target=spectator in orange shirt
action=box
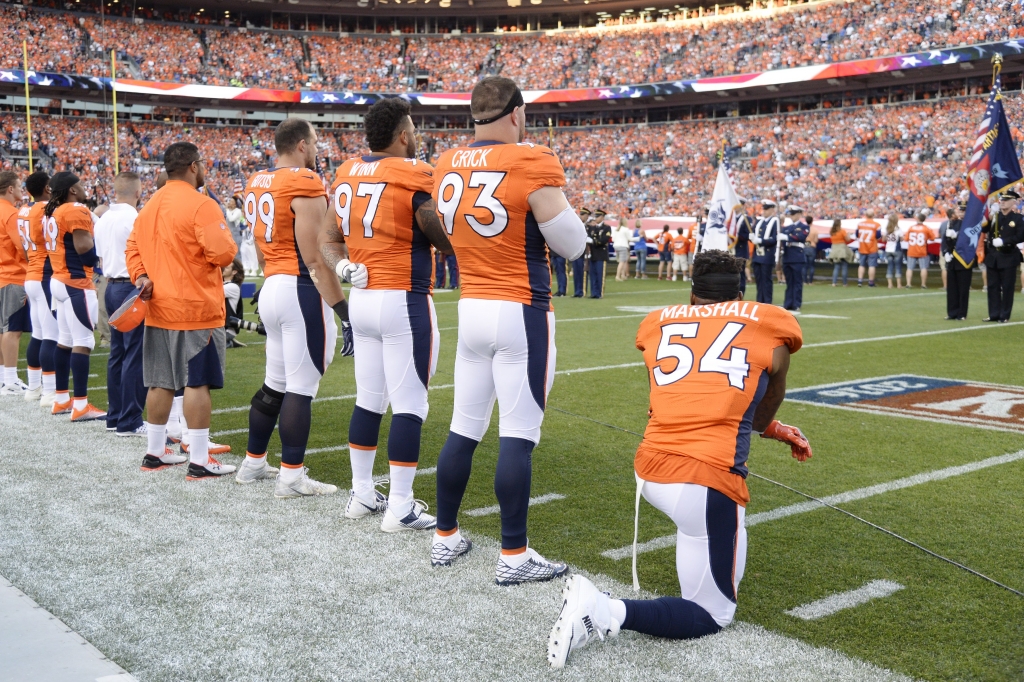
[905,211,937,288]
[656,225,673,280]
[856,210,882,287]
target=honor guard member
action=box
[943,199,971,320]
[732,198,752,296]
[571,207,590,297]
[779,205,810,311]
[749,199,779,303]
[587,209,611,298]
[982,189,1024,323]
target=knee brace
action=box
[250,384,285,417]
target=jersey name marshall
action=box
[658,301,764,322]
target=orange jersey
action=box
[432,141,565,310]
[830,229,849,246]
[47,202,95,290]
[671,233,689,255]
[243,167,326,280]
[0,201,27,287]
[22,202,49,282]
[656,231,673,252]
[905,223,935,258]
[856,220,881,254]
[331,155,435,293]
[634,302,803,506]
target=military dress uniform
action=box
[572,208,591,297]
[750,200,779,304]
[780,207,810,311]
[982,197,1024,322]
[942,202,972,320]
[587,212,612,298]
[733,211,752,296]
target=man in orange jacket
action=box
[126,142,239,479]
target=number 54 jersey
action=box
[635,302,803,506]
[432,141,565,310]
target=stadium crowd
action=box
[1,0,1021,91]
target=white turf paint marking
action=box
[792,313,850,320]
[786,580,905,621]
[601,450,1024,561]
[210,427,257,437]
[802,321,1024,349]
[464,493,567,517]
[439,313,649,332]
[372,466,437,483]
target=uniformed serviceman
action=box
[942,199,972,320]
[982,189,1024,323]
[733,198,752,296]
[587,209,612,299]
[750,199,779,304]
[572,207,591,298]
[780,205,810,311]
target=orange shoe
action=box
[180,441,232,455]
[70,403,108,422]
[51,399,73,415]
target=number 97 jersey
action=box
[432,141,566,311]
[243,167,327,279]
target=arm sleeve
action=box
[538,206,587,260]
[522,145,567,195]
[194,199,239,268]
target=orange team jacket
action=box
[671,232,689,256]
[47,202,94,290]
[126,179,238,330]
[243,166,326,280]
[634,301,803,506]
[331,155,435,293]
[856,219,881,254]
[432,141,565,310]
[905,223,936,258]
[0,201,26,287]
[21,202,49,282]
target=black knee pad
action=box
[251,384,285,416]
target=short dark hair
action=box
[164,142,201,176]
[471,76,519,119]
[691,250,743,282]
[0,171,19,194]
[363,98,411,153]
[275,118,314,156]
[25,171,50,199]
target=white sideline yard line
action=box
[439,313,649,332]
[786,580,905,621]
[802,321,1024,349]
[211,427,256,437]
[372,466,437,483]
[464,492,566,517]
[601,450,1024,561]
[801,291,944,306]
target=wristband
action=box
[332,299,349,322]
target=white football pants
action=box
[50,280,97,349]
[260,274,337,398]
[25,279,58,341]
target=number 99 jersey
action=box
[432,141,566,310]
[243,167,327,280]
[635,302,802,506]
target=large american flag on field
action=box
[956,73,1023,267]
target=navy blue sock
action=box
[54,345,72,393]
[278,392,312,467]
[621,597,723,640]
[348,404,383,448]
[435,431,479,532]
[494,437,534,550]
[40,339,57,373]
[387,413,422,465]
[246,384,284,456]
[26,337,41,370]
[70,351,90,399]
[174,388,185,398]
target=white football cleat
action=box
[495,548,569,586]
[235,458,279,484]
[0,380,28,396]
[547,574,619,669]
[430,531,472,567]
[274,468,338,498]
[39,391,56,408]
[344,486,388,519]
[381,500,437,533]
[22,386,42,402]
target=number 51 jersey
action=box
[432,141,566,311]
[635,301,803,505]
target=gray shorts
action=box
[907,256,930,272]
[143,326,226,390]
[0,283,27,333]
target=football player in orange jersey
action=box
[237,118,348,497]
[428,77,587,584]
[43,172,106,422]
[0,171,31,396]
[548,251,812,668]
[19,171,57,405]
[320,98,454,531]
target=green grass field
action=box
[28,271,1024,681]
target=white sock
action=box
[387,463,416,517]
[146,422,167,456]
[27,368,41,390]
[245,453,266,467]
[434,529,463,550]
[350,446,376,497]
[72,396,88,410]
[3,366,17,385]
[279,463,303,484]
[500,548,531,568]
[55,390,69,404]
[167,396,184,438]
[609,599,627,628]
[42,372,55,393]
[187,428,209,466]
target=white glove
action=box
[586,237,594,244]
[944,253,953,263]
[945,229,957,239]
[993,237,1004,248]
[751,235,762,245]
[336,259,369,288]
[778,233,789,242]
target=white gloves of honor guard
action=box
[751,235,762,245]
[336,259,369,288]
[946,229,957,239]
[778,233,789,242]
[944,253,953,263]
[993,238,1004,248]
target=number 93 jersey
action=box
[635,301,802,506]
[331,155,436,294]
[432,141,566,310]
[243,167,327,280]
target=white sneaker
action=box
[235,458,279,484]
[344,486,388,519]
[274,468,338,498]
[0,380,28,396]
[547,574,619,669]
[495,548,569,586]
[430,531,473,567]
[23,386,41,402]
[115,424,148,437]
[185,456,236,481]
[39,391,56,408]
[381,500,437,532]
[140,448,188,471]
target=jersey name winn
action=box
[331,155,435,294]
[243,167,326,280]
[47,202,95,290]
[432,141,566,310]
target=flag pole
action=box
[22,40,32,173]
[111,49,119,175]
[992,53,1002,88]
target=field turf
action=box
[14,271,1024,681]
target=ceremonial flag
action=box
[701,156,742,252]
[232,176,245,198]
[956,72,1023,267]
